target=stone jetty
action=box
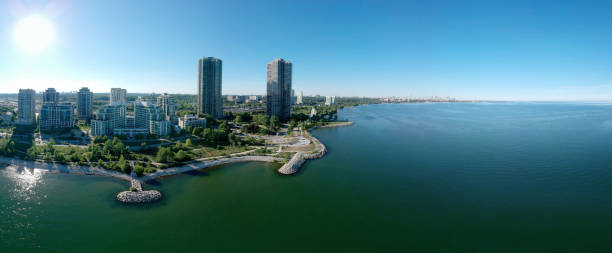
[116,179,162,203]
[278,152,305,175]
[278,133,328,175]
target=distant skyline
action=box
[2,0,612,100]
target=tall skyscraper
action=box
[197,57,223,119]
[296,90,303,104]
[77,87,93,121]
[43,88,59,104]
[110,88,127,105]
[266,58,292,121]
[17,89,36,125]
[157,93,176,123]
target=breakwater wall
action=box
[116,179,162,203]
[278,152,305,175]
[277,137,328,175]
[315,121,354,129]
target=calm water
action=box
[3,103,612,252]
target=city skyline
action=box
[3,1,612,100]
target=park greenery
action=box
[0,94,375,177]
[0,138,16,157]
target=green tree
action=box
[289,120,297,132]
[174,150,189,162]
[118,155,130,173]
[156,147,174,163]
[268,116,280,132]
[133,165,145,177]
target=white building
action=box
[134,100,170,136]
[110,88,127,105]
[17,89,36,125]
[178,114,206,130]
[296,90,303,105]
[91,104,126,136]
[325,96,336,106]
[157,93,177,123]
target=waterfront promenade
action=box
[0,121,352,203]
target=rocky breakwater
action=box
[278,136,328,175]
[116,179,162,203]
[278,152,305,175]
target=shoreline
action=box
[0,121,353,203]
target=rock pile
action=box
[278,152,305,175]
[116,190,162,203]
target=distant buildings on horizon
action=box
[12,56,313,138]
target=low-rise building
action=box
[227,95,246,103]
[113,128,148,138]
[150,120,170,136]
[178,114,206,130]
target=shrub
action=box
[133,165,145,177]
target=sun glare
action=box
[13,16,55,53]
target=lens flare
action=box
[13,15,55,53]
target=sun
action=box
[13,16,55,53]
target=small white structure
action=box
[309,107,317,120]
[178,114,207,130]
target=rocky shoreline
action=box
[277,128,329,175]
[1,123,350,203]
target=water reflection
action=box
[1,165,45,202]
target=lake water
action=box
[2,102,612,252]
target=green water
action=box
[3,103,612,252]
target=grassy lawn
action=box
[189,145,251,159]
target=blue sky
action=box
[1,0,612,100]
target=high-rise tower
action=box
[17,89,36,125]
[197,57,223,119]
[266,58,292,121]
[77,87,93,121]
[43,88,58,104]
